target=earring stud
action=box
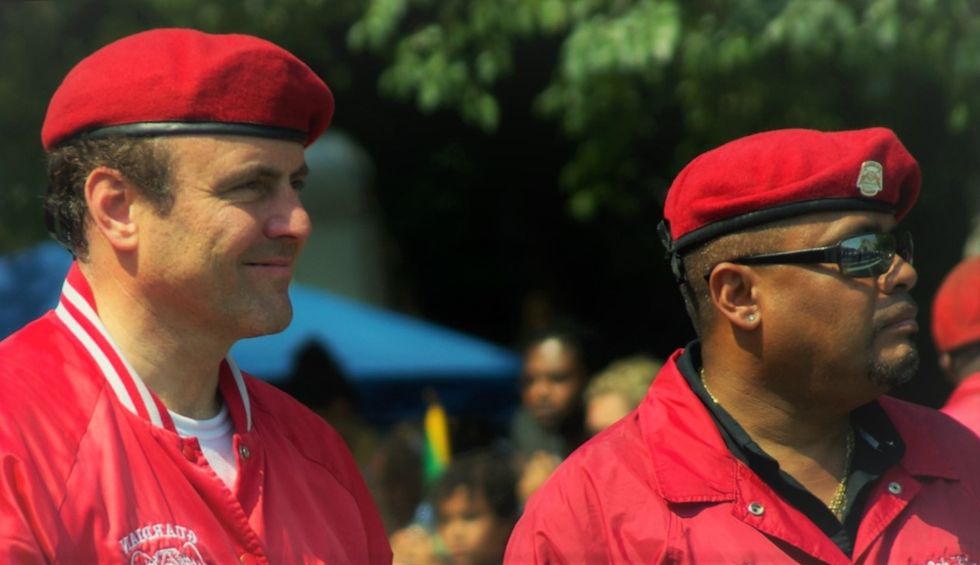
[747,313,757,322]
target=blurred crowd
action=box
[276,325,663,565]
[276,245,980,564]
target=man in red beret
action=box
[0,28,391,563]
[505,128,980,563]
[934,256,980,435]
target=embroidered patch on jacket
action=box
[920,553,976,565]
[119,523,206,565]
[856,160,884,197]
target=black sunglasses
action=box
[704,231,913,280]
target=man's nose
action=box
[266,186,312,242]
[879,253,917,293]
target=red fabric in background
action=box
[932,256,980,353]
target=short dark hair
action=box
[280,341,357,409]
[432,450,518,522]
[518,322,603,376]
[45,137,173,259]
[679,223,794,336]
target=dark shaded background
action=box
[2,0,978,414]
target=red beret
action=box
[660,128,920,254]
[932,256,980,353]
[42,28,333,150]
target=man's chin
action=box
[868,345,920,389]
[239,306,293,338]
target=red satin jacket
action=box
[0,264,392,564]
[505,350,980,564]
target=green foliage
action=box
[349,0,590,132]
[351,0,980,220]
[3,0,979,250]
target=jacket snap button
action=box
[747,502,765,516]
[239,444,251,459]
[888,481,902,495]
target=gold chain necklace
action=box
[827,427,854,521]
[699,369,854,522]
[699,368,720,404]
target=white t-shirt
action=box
[169,403,237,490]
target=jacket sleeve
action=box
[0,453,51,563]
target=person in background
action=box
[366,422,427,536]
[433,450,519,565]
[0,28,389,562]
[506,127,980,562]
[933,256,980,435]
[583,355,662,436]
[280,341,379,467]
[389,524,441,565]
[510,325,594,504]
[390,449,518,565]
[511,326,593,458]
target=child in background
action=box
[433,450,518,565]
[583,355,662,436]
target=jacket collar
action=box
[641,349,959,502]
[641,349,740,503]
[54,262,253,433]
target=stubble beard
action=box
[866,344,920,389]
[242,298,293,337]
[230,281,294,339]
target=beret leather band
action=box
[64,122,308,147]
[660,197,895,256]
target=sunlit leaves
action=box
[348,0,408,51]
[350,0,586,131]
[350,0,980,220]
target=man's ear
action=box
[84,167,138,252]
[707,263,761,331]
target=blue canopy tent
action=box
[0,241,72,336]
[232,285,519,381]
[231,286,521,425]
[1,242,521,425]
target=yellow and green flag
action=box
[422,391,451,484]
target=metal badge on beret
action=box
[856,160,884,197]
[658,127,920,257]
